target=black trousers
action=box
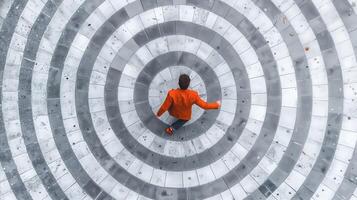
[171,119,188,130]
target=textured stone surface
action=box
[0,0,357,199]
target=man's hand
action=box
[217,100,221,108]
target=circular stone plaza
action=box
[0,0,357,200]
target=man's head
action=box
[179,74,190,90]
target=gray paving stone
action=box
[299,1,320,20]
[141,0,158,10]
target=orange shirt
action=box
[156,89,219,120]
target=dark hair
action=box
[179,74,190,90]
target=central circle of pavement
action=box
[148,66,207,126]
[132,50,224,142]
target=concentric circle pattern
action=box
[1,0,357,200]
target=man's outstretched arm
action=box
[156,93,173,117]
[194,93,220,110]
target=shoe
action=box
[165,127,174,135]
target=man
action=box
[156,74,221,135]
